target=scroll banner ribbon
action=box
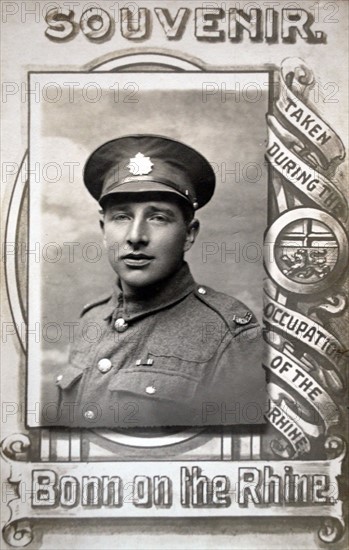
[266,398,311,458]
[2,459,343,525]
[264,345,340,430]
[266,117,348,222]
[264,291,345,372]
[276,61,345,170]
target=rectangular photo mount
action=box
[27,71,269,431]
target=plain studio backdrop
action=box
[28,72,268,413]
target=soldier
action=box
[54,135,266,428]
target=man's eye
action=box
[111,214,130,221]
[149,214,168,222]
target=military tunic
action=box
[55,262,266,428]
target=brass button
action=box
[56,374,63,382]
[145,386,156,395]
[98,358,112,373]
[198,287,206,295]
[84,410,96,420]
[114,318,128,332]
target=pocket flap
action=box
[56,365,83,390]
[108,370,198,401]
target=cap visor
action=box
[100,180,187,204]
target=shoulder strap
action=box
[193,285,259,335]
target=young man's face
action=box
[101,194,198,293]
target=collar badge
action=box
[127,152,153,176]
[233,312,253,325]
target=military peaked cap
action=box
[83,134,216,210]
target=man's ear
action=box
[184,218,200,252]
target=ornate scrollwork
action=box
[1,434,31,461]
[318,517,345,544]
[1,435,33,547]
[2,521,33,548]
[324,435,346,460]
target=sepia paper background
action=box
[1,1,348,548]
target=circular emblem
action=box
[265,208,348,294]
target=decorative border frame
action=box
[2,51,348,547]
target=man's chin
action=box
[113,262,182,290]
[118,270,159,289]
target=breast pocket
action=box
[108,368,199,402]
[56,345,92,391]
[56,364,84,391]
[108,368,201,427]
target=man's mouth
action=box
[122,253,154,267]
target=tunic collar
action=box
[103,261,196,322]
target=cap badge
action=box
[127,152,153,176]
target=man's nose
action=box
[126,218,149,247]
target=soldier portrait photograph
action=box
[27,72,268,428]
